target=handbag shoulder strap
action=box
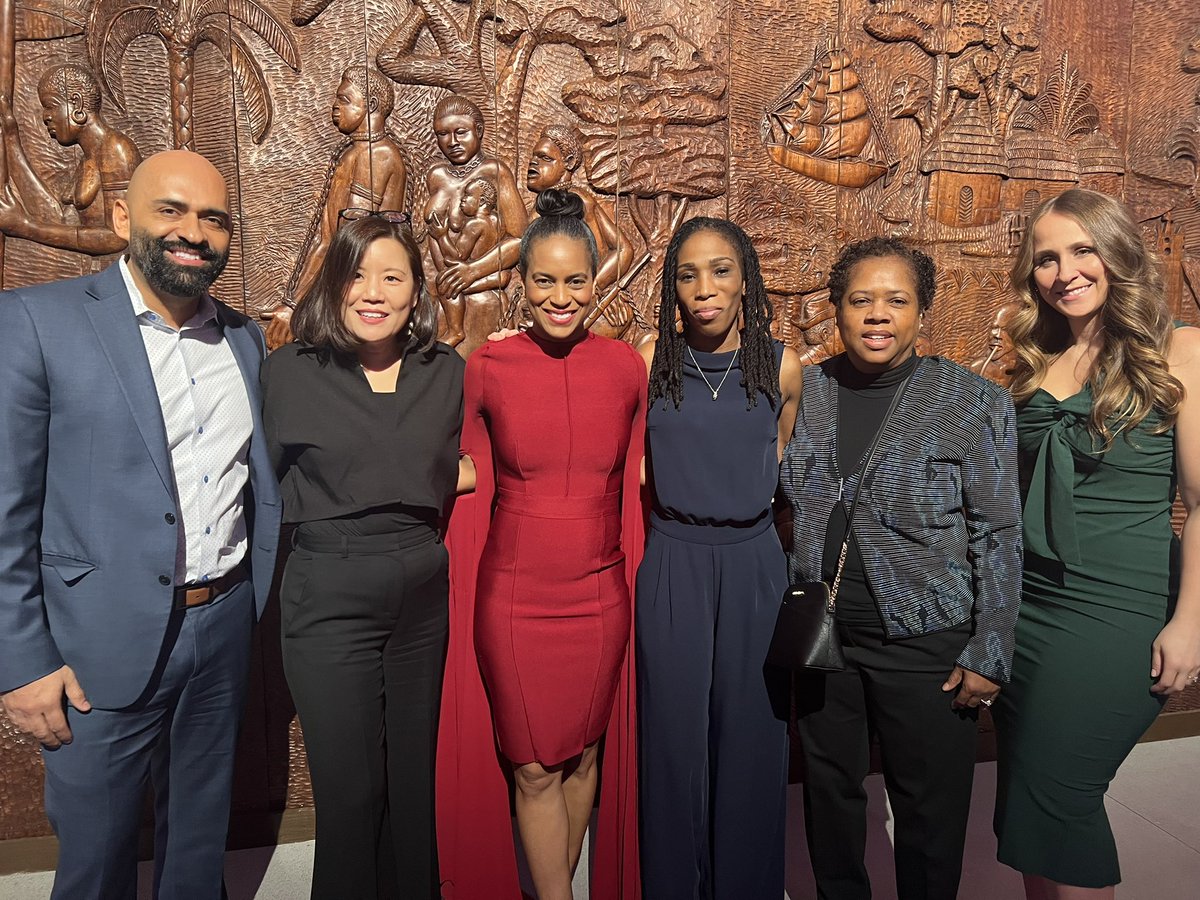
[829,359,920,603]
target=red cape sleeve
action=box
[437,348,523,900]
[592,343,647,900]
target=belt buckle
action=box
[173,583,214,611]
[172,564,245,611]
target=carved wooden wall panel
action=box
[3,0,1200,846]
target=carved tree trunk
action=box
[932,52,951,140]
[493,36,537,170]
[0,0,13,287]
[168,42,196,150]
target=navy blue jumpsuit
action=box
[636,342,789,899]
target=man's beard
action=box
[129,229,228,299]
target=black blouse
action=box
[261,341,465,525]
[821,353,919,625]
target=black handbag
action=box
[767,576,846,672]
[767,365,917,673]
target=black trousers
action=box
[281,528,449,900]
[794,619,978,900]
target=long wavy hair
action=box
[1008,188,1182,450]
[647,216,779,410]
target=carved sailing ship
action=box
[761,47,896,188]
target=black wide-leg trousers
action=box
[794,619,978,900]
[281,528,449,900]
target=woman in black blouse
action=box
[261,215,465,899]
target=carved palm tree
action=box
[375,0,622,168]
[1012,52,1098,143]
[86,0,300,150]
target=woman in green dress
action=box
[994,187,1200,898]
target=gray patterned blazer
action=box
[780,355,1022,682]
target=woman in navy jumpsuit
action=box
[637,217,802,899]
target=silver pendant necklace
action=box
[688,344,739,400]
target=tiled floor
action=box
[3,737,1197,899]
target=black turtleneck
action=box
[821,352,920,625]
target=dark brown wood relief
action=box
[3,0,1200,846]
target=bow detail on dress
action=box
[1020,389,1097,566]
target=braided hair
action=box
[647,216,779,410]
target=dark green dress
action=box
[993,386,1174,887]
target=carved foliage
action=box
[86,0,300,148]
[563,23,728,199]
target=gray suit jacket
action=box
[0,263,281,708]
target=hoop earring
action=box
[71,109,87,125]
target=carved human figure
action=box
[526,123,636,335]
[450,177,501,262]
[796,290,842,364]
[424,94,526,354]
[0,64,140,255]
[266,65,408,349]
[969,301,1019,385]
[1184,30,1200,73]
[428,178,503,336]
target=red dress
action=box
[437,331,644,900]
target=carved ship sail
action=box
[762,48,894,188]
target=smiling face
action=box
[435,113,482,166]
[527,137,567,192]
[675,230,745,349]
[523,233,595,342]
[1030,211,1109,329]
[115,151,232,305]
[341,237,417,349]
[836,254,923,373]
[331,77,368,135]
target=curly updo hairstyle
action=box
[518,188,599,275]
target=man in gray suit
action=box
[0,150,281,898]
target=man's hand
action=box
[1,665,90,748]
[941,664,1000,710]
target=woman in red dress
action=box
[438,188,644,900]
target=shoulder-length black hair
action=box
[291,216,436,358]
[647,216,779,410]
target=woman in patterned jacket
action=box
[780,236,1022,900]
